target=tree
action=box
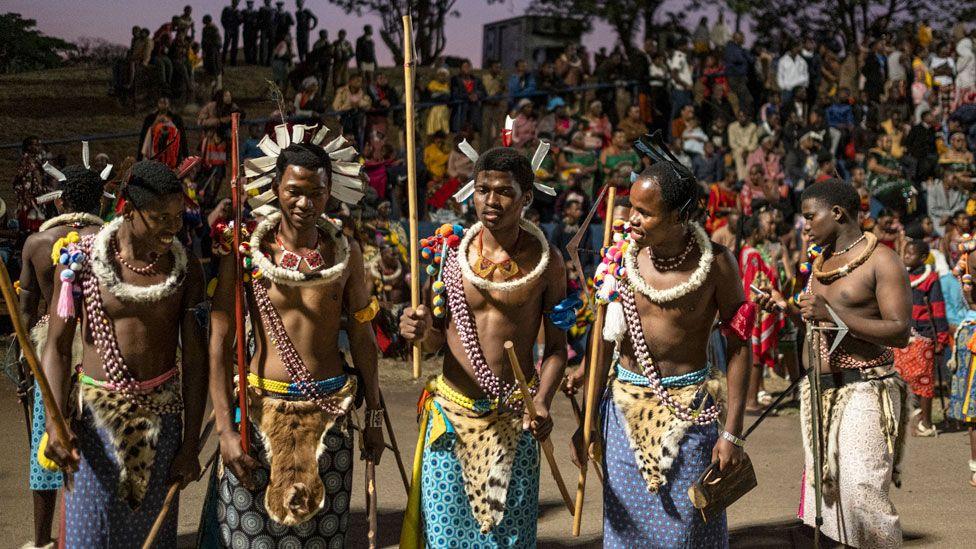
[0,12,76,74]
[736,0,976,52]
[326,0,459,66]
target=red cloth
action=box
[706,183,737,234]
[894,336,935,398]
[426,178,461,210]
[721,301,757,341]
[739,246,782,368]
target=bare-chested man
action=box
[18,164,104,549]
[569,161,751,547]
[208,141,384,547]
[399,147,570,548]
[756,179,911,548]
[42,160,208,548]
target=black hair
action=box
[124,160,182,209]
[816,150,833,165]
[800,179,859,219]
[906,238,930,257]
[904,221,926,241]
[59,165,106,215]
[275,143,333,183]
[473,147,535,193]
[734,214,760,258]
[877,207,895,219]
[637,161,704,222]
[21,136,39,154]
[614,196,631,209]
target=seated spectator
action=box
[728,108,759,182]
[550,198,591,272]
[705,169,739,234]
[672,104,696,143]
[600,129,641,182]
[868,133,915,215]
[747,135,786,187]
[511,98,538,148]
[293,77,323,119]
[197,89,241,130]
[558,131,599,195]
[942,209,972,264]
[424,131,456,212]
[872,208,906,251]
[363,140,398,200]
[694,140,725,186]
[368,72,400,117]
[450,60,486,135]
[618,105,649,143]
[682,117,708,158]
[939,132,975,188]
[537,97,576,142]
[583,100,612,149]
[332,72,373,136]
[424,67,451,136]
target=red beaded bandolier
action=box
[77,235,183,415]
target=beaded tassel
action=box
[420,223,464,319]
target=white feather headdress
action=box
[451,139,557,203]
[243,123,365,209]
[39,141,114,204]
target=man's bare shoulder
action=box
[543,242,567,280]
[708,240,740,282]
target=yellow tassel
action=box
[37,432,60,472]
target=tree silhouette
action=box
[0,12,76,74]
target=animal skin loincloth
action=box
[246,375,357,527]
[431,394,524,534]
[800,368,909,502]
[72,377,182,508]
[611,374,724,494]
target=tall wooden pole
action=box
[230,112,249,453]
[403,15,422,379]
[572,186,616,536]
[0,259,71,445]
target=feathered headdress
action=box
[243,123,365,209]
[450,135,557,203]
[38,141,114,205]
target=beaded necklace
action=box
[812,231,878,283]
[111,236,160,275]
[647,229,694,271]
[443,247,535,408]
[251,279,348,415]
[78,235,183,415]
[619,280,721,424]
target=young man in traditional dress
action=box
[208,135,384,546]
[896,239,948,437]
[756,179,912,548]
[41,160,209,548]
[399,147,571,548]
[17,160,105,549]
[571,160,752,547]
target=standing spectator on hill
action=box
[295,0,317,62]
[904,109,940,181]
[332,29,354,87]
[507,59,537,110]
[177,5,195,40]
[725,31,754,116]
[310,29,332,88]
[956,37,976,109]
[801,36,822,107]
[270,32,293,92]
[711,12,730,49]
[258,0,274,65]
[777,42,809,105]
[669,39,695,121]
[862,38,888,105]
[202,15,223,82]
[450,60,486,135]
[355,25,377,85]
[241,0,258,64]
[273,1,293,43]
[221,0,242,66]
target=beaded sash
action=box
[619,280,721,425]
[77,236,183,415]
[251,280,348,415]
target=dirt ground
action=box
[1,359,973,548]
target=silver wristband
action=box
[721,430,745,448]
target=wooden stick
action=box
[141,482,179,549]
[402,15,422,379]
[504,341,574,516]
[573,186,616,536]
[365,459,378,549]
[379,389,410,494]
[0,258,72,446]
[229,112,250,453]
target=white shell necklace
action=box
[457,219,550,292]
[89,217,188,303]
[39,212,104,232]
[249,212,349,287]
[623,222,713,303]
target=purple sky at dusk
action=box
[7,0,632,67]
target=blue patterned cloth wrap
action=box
[601,363,727,548]
[420,399,540,548]
[29,384,64,491]
[949,320,976,422]
[546,293,584,331]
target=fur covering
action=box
[73,378,182,508]
[800,371,910,502]
[30,315,83,366]
[611,374,724,494]
[433,395,523,534]
[248,376,357,527]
